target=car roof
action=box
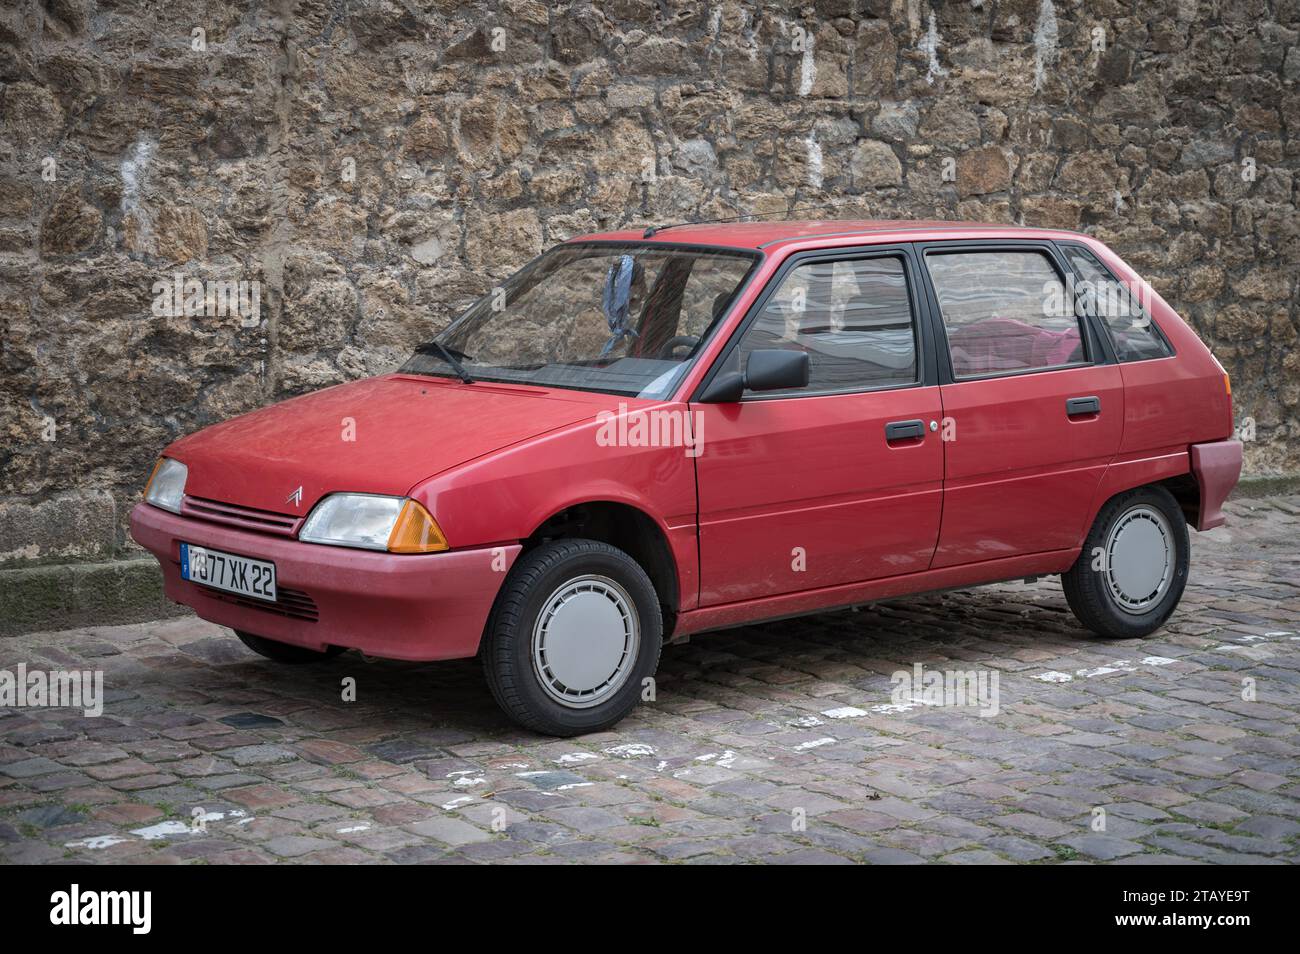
[567,219,1092,253]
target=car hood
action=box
[167,374,604,515]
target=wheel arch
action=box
[1083,450,1197,545]
[523,500,683,636]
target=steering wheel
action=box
[658,335,700,359]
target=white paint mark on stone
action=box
[870,702,922,713]
[788,715,824,727]
[793,737,837,751]
[1034,671,1075,682]
[65,834,130,850]
[203,810,245,821]
[453,776,485,787]
[805,132,823,188]
[603,743,656,759]
[127,807,247,842]
[1076,660,1138,678]
[120,138,154,215]
[694,749,739,768]
[553,752,600,765]
[1032,0,1059,91]
[920,12,948,85]
[441,797,475,810]
[131,820,193,840]
[1142,656,1177,666]
[557,782,594,791]
[336,824,371,834]
[821,706,869,720]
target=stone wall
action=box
[1,0,1298,568]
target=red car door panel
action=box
[933,364,1124,567]
[695,388,944,604]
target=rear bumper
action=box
[1189,439,1243,531]
[129,502,517,661]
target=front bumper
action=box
[1189,438,1244,531]
[129,502,518,661]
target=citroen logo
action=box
[286,486,303,507]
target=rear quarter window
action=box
[1060,244,1173,362]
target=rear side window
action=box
[734,255,917,395]
[1060,244,1172,362]
[926,250,1087,379]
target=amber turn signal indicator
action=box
[387,499,449,553]
[1224,372,1231,396]
[142,458,163,498]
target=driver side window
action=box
[733,255,918,396]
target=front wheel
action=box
[481,539,663,737]
[1062,485,1190,639]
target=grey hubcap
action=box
[1104,504,1174,615]
[532,575,639,709]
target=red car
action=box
[131,221,1242,736]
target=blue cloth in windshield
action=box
[600,255,641,357]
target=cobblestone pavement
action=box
[3,495,1298,865]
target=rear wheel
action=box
[235,630,346,663]
[481,539,662,737]
[1062,485,1189,639]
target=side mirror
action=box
[746,349,810,391]
[698,349,810,403]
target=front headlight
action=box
[144,458,188,514]
[299,494,449,553]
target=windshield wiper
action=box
[414,341,474,384]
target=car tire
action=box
[1062,485,1190,639]
[235,629,346,663]
[481,539,663,737]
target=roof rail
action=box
[642,203,838,239]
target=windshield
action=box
[399,243,759,398]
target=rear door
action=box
[691,246,944,605]
[917,241,1124,568]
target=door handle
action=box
[885,419,925,441]
[1066,396,1100,417]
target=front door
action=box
[917,242,1125,567]
[692,248,945,606]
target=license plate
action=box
[181,543,277,602]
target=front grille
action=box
[182,496,301,538]
[209,585,320,622]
